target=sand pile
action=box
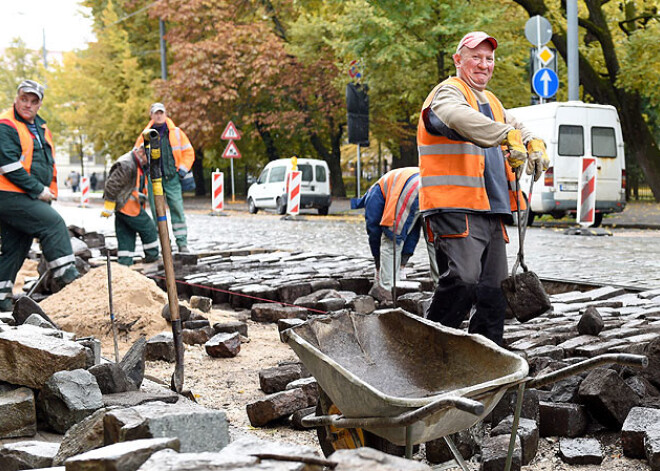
[40,263,168,344]
[14,259,39,294]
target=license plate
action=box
[559,183,578,192]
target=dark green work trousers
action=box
[0,192,75,305]
[115,209,159,266]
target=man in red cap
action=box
[416,31,549,345]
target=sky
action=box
[0,0,95,53]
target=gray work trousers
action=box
[425,212,509,345]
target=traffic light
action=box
[346,83,369,146]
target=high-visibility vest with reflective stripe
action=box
[378,167,420,234]
[0,108,57,196]
[135,117,194,172]
[417,77,524,212]
[120,161,147,217]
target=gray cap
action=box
[17,80,45,100]
[150,102,166,114]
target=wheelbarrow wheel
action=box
[316,387,366,457]
[315,387,415,458]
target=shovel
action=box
[143,129,185,394]
[501,175,552,322]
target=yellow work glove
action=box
[502,129,527,178]
[101,200,116,218]
[527,139,550,182]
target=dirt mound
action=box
[40,263,168,345]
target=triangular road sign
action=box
[221,121,241,140]
[222,140,241,159]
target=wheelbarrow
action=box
[282,309,648,470]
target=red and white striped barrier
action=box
[80,176,90,207]
[577,157,597,227]
[287,171,301,216]
[212,170,224,211]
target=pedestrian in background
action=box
[101,145,159,266]
[90,172,98,191]
[351,167,422,302]
[0,80,80,310]
[69,170,80,192]
[417,31,549,345]
[134,103,194,253]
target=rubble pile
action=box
[155,249,660,469]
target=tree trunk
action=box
[392,131,418,169]
[255,120,280,161]
[310,127,346,197]
[193,147,206,196]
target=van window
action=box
[269,166,286,183]
[298,164,313,182]
[558,125,584,156]
[592,127,617,158]
[257,169,269,184]
[316,165,327,182]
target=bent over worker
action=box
[101,145,159,266]
[134,103,194,253]
[0,80,80,310]
[352,167,422,302]
[418,32,549,345]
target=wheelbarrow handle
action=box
[527,353,648,390]
[300,395,486,431]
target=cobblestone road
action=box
[55,201,660,290]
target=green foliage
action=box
[0,39,46,111]
[47,1,153,160]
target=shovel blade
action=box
[501,271,552,322]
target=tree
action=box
[0,39,45,111]
[47,1,153,160]
[510,0,660,199]
[154,0,348,195]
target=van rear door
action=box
[553,106,586,205]
[587,107,623,204]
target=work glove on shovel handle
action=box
[527,139,550,182]
[502,129,527,179]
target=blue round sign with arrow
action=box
[532,67,559,98]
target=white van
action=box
[508,101,626,226]
[247,158,332,215]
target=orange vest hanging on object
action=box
[416,77,524,213]
[378,167,420,233]
[135,117,194,172]
[0,108,58,196]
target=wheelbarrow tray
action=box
[283,309,528,446]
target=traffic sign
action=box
[222,140,241,159]
[525,15,553,46]
[532,68,559,98]
[348,59,362,80]
[221,121,241,140]
[537,45,555,66]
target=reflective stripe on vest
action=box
[0,108,58,196]
[416,77,524,212]
[378,167,420,234]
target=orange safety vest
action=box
[135,117,194,172]
[0,108,58,196]
[378,167,420,233]
[120,162,147,217]
[417,77,524,213]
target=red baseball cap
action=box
[456,31,498,54]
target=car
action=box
[247,158,332,215]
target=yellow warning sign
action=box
[537,46,554,66]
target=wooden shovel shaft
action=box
[152,176,185,393]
